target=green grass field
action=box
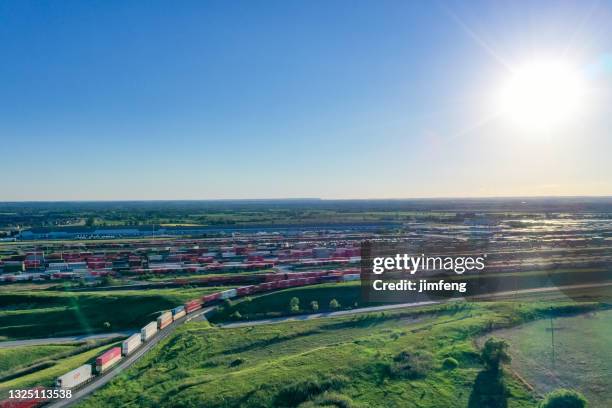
[0,344,80,378]
[0,287,226,340]
[484,309,612,408]
[76,299,606,408]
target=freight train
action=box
[0,272,360,408]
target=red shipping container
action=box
[185,299,202,313]
[96,347,121,365]
[201,292,222,304]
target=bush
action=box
[290,297,300,313]
[231,311,242,319]
[229,357,245,367]
[388,350,434,379]
[539,389,587,408]
[310,300,319,312]
[298,391,358,408]
[481,337,511,372]
[442,357,459,370]
[329,299,341,310]
[274,375,348,407]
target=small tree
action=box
[290,297,300,313]
[310,300,319,312]
[103,321,111,330]
[539,389,587,408]
[231,311,242,320]
[481,337,511,373]
[329,299,340,310]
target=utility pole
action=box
[549,307,555,370]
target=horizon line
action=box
[2,194,612,203]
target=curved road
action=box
[218,281,612,328]
[0,332,138,349]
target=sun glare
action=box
[499,60,585,131]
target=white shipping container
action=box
[56,364,92,389]
[48,262,70,271]
[122,333,142,355]
[219,289,237,299]
[141,321,158,341]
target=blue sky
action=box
[1,0,611,200]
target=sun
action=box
[499,60,585,131]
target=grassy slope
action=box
[77,300,604,408]
[0,287,225,340]
[210,282,363,322]
[0,341,120,397]
[0,344,78,377]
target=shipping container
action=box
[236,285,255,296]
[157,311,173,329]
[56,364,92,389]
[172,309,186,320]
[96,347,122,373]
[219,289,237,299]
[201,292,222,304]
[141,321,158,341]
[122,333,142,356]
[184,299,202,313]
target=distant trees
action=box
[310,300,319,312]
[539,389,587,408]
[329,299,340,310]
[481,337,511,373]
[290,297,300,313]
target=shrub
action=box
[231,311,242,319]
[274,375,348,407]
[310,300,319,312]
[290,297,300,313]
[329,299,341,310]
[442,357,459,370]
[539,389,587,408]
[298,391,358,408]
[229,357,245,367]
[388,350,434,379]
[481,337,511,372]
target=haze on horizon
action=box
[1,1,611,201]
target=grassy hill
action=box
[76,299,605,408]
[0,287,225,340]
